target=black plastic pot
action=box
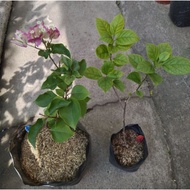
[9,122,90,186]
[109,124,148,172]
[169,1,190,27]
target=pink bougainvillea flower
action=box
[11,30,28,47]
[47,26,60,39]
[136,135,144,143]
[27,20,48,46]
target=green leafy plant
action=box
[84,13,190,142]
[12,20,90,148]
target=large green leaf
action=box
[28,118,44,148]
[59,98,81,130]
[146,43,159,62]
[136,61,155,74]
[148,73,163,86]
[110,13,124,35]
[127,71,141,84]
[50,119,74,142]
[48,97,70,115]
[128,54,145,69]
[113,54,128,66]
[71,85,89,100]
[101,61,114,75]
[113,79,125,92]
[35,91,56,107]
[115,29,139,46]
[96,44,110,59]
[50,43,71,58]
[98,76,113,92]
[162,56,190,75]
[96,18,111,37]
[84,67,102,80]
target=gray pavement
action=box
[0,1,190,189]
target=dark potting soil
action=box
[111,129,144,167]
[20,127,88,183]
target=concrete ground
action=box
[0,1,190,189]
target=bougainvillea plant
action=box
[84,13,190,143]
[12,20,90,148]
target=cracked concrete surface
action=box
[0,1,190,188]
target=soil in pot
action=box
[111,129,144,167]
[20,126,89,184]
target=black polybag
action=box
[9,122,90,186]
[109,124,148,172]
[169,1,190,27]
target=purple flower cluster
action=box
[11,20,60,47]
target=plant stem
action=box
[136,74,148,91]
[112,86,124,109]
[48,54,59,69]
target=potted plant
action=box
[9,20,90,186]
[84,13,190,171]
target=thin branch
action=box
[112,86,124,110]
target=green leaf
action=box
[146,43,159,62]
[35,91,56,107]
[162,56,190,75]
[158,43,172,55]
[113,54,128,66]
[128,54,145,69]
[71,59,80,71]
[64,74,75,85]
[48,97,70,115]
[116,44,132,51]
[59,98,81,130]
[38,50,50,59]
[136,90,143,98]
[115,29,139,46]
[78,99,88,117]
[50,119,74,142]
[96,44,110,59]
[113,79,125,92]
[41,74,59,90]
[61,55,72,68]
[78,59,87,76]
[50,43,71,58]
[127,72,141,84]
[136,61,155,74]
[107,70,123,79]
[71,85,89,100]
[98,76,113,92]
[107,44,119,54]
[28,118,44,148]
[84,67,102,80]
[158,52,171,62]
[99,34,113,44]
[101,61,114,75]
[96,18,111,37]
[110,13,125,35]
[56,88,64,97]
[148,73,163,86]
